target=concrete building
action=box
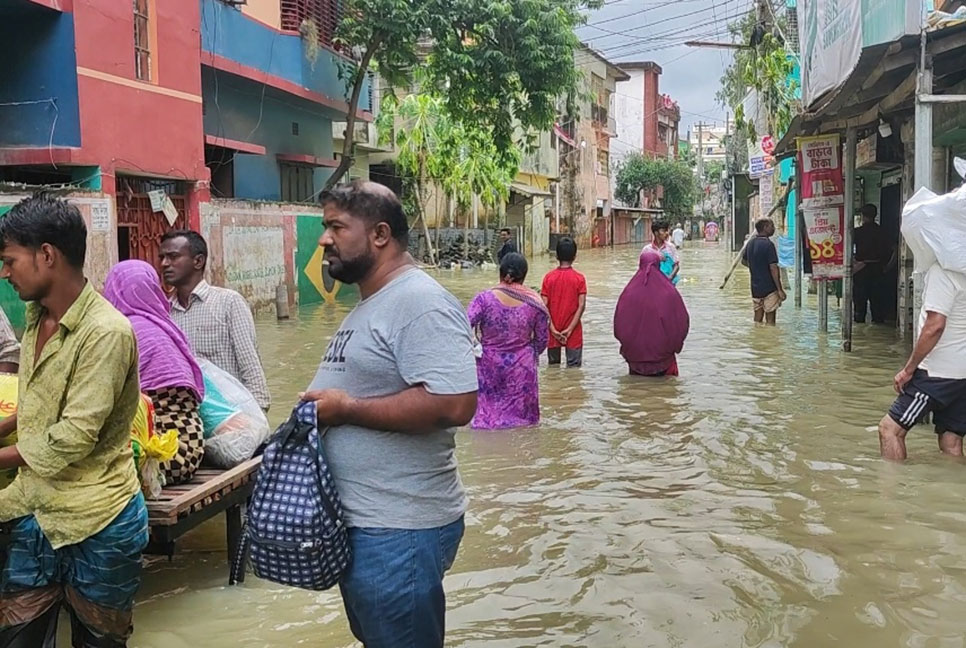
[688,122,728,164]
[560,46,629,249]
[611,61,681,170]
[0,0,372,325]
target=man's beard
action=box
[326,247,376,284]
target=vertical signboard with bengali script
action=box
[798,134,846,279]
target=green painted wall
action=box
[295,214,358,306]
[0,206,25,331]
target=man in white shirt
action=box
[671,223,686,248]
[879,264,966,460]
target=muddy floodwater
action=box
[124,243,966,648]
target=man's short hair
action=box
[556,236,577,262]
[860,204,878,219]
[161,229,209,267]
[499,227,512,236]
[321,180,408,244]
[651,219,670,234]
[0,192,87,268]
[755,217,774,234]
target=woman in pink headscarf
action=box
[104,260,206,484]
[614,249,690,376]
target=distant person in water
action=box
[672,223,686,248]
[496,228,517,262]
[614,248,690,376]
[541,237,587,367]
[742,217,786,324]
[644,220,680,285]
[468,253,550,429]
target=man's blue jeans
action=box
[339,516,464,648]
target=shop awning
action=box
[509,182,552,198]
[775,22,966,156]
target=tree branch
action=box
[324,36,383,191]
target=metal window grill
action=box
[280,0,342,49]
[134,0,151,81]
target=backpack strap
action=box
[229,520,250,586]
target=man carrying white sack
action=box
[879,178,966,460]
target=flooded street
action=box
[129,243,966,648]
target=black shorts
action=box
[888,369,966,435]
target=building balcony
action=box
[331,121,392,153]
[200,0,371,119]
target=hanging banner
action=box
[803,206,845,279]
[758,173,775,217]
[799,0,862,108]
[798,134,845,209]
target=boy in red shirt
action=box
[541,236,587,367]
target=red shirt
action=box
[541,266,587,349]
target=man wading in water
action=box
[300,180,478,648]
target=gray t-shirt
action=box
[308,268,478,529]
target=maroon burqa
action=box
[614,250,690,376]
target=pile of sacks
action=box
[901,158,966,274]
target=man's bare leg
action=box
[879,415,908,460]
[765,311,777,325]
[754,308,765,324]
[938,431,964,457]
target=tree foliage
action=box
[325,0,600,190]
[715,11,798,142]
[615,154,696,219]
[377,91,520,262]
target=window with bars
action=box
[281,0,342,50]
[134,0,151,81]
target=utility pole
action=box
[696,121,704,224]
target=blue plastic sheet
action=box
[777,235,796,268]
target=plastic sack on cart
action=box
[198,359,270,468]
[901,158,966,274]
[130,394,179,499]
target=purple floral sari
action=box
[467,286,550,429]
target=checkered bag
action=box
[230,402,350,590]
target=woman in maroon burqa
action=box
[614,249,690,376]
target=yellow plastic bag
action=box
[130,394,178,499]
[0,373,18,490]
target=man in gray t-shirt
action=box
[302,180,478,648]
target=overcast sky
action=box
[577,0,755,138]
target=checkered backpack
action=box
[230,402,350,590]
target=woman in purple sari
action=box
[104,260,206,484]
[614,249,690,376]
[468,253,550,429]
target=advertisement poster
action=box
[798,134,845,209]
[802,206,845,279]
[798,0,862,108]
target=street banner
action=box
[803,206,845,279]
[798,134,844,209]
[799,0,862,108]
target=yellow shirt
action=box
[0,282,141,548]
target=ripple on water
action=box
[128,244,966,648]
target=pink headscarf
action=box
[613,250,690,374]
[103,260,205,400]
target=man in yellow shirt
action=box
[0,194,146,648]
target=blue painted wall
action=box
[0,8,80,148]
[203,70,339,201]
[199,0,371,113]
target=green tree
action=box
[325,0,599,190]
[715,11,798,142]
[615,154,696,219]
[379,91,519,263]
